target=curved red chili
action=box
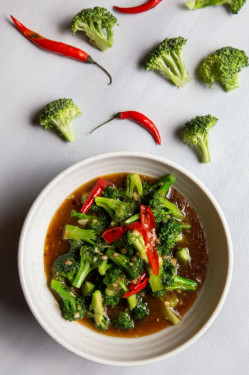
[123,276,148,298]
[10,15,112,84]
[81,178,113,213]
[114,0,162,14]
[101,221,144,243]
[90,111,161,145]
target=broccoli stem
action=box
[187,0,225,9]
[63,225,96,245]
[72,262,92,288]
[89,290,109,330]
[148,267,164,292]
[176,248,191,263]
[127,295,137,310]
[71,210,92,220]
[126,173,143,198]
[163,305,181,325]
[98,259,112,275]
[51,118,76,142]
[125,213,140,224]
[157,195,184,220]
[95,197,115,218]
[198,136,211,164]
[106,248,130,272]
[82,281,95,296]
[128,230,147,261]
[167,275,198,291]
[51,279,74,303]
[153,174,176,196]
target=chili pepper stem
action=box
[86,56,112,85]
[90,113,120,134]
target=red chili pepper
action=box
[128,271,147,291]
[90,111,161,145]
[10,15,112,84]
[114,0,162,14]
[102,221,144,243]
[123,276,148,298]
[140,205,159,275]
[81,178,113,213]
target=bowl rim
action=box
[18,151,233,366]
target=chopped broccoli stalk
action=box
[199,47,248,91]
[82,281,95,296]
[183,115,218,164]
[186,0,246,14]
[98,259,112,275]
[113,312,134,330]
[71,7,117,51]
[63,225,96,245]
[167,275,198,291]
[51,279,86,321]
[127,230,147,261]
[149,266,164,292]
[157,218,183,255]
[52,252,79,283]
[145,37,189,87]
[39,98,81,142]
[127,295,137,310]
[164,292,179,308]
[131,296,150,320]
[72,210,110,236]
[162,303,181,325]
[103,267,129,296]
[89,290,110,330]
[72,244,102,288]
[152,174,176,195]
[125,213,140,224]
[106,248,144,280]
[125,173,143,201]
[95,196,136,224]
[176,248,191,263]
[71,210,92,220]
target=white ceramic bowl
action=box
[18,152,233,366]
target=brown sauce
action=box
[44,173,208,338]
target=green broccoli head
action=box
[186,0,246,14]
[103,267,128,295]
[199,46,248,91]
[113,312,134,330]
[131,296,149,320]
[52,253,79,283]
[104,294,121,307]
[39,99,81,142]
[183,115,218,163]
[51,279,86,321]
[71,7,117,51]
[89,290,110,330]
[157,218,183,255]
[95,196,137,224]
[106,248,144,281]
[145,37,189,88]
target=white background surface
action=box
[0,0,249,373]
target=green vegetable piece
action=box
[82,281,95,296]
[71,7,117,51]
[63,225,96,245]
[127,295,137,311]
[176,248,191,263]
[113,312,134,330]
[186,0,246,14]
[145,37,189,88]
[164,305,181,325]
[89,290,110,330]
[39,98,81,142]
[131,296,150,320]
[183,115,218,164]
[125,174,143,200]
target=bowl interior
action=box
[18,152,232,366]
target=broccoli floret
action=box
[127,230,147,262]
[95,196,137,224]
[71,210,110,236]
[71,7,117,51]
[149,194,184,223]
[98,259,113,275]
[82,281,95,296]
[183,115,218,164]
[113,312,134,330]
[131,296,149,320]
[104,294,121,307]
[103,267,128,296]
[106,248,144,280]
[72,244,103,288]
[63,224,96,245]
[145,37,189,88]
[39,98,81,142]
[125,174,143,202]
[52,252,79,284]
[89,290,110,330]
[51,279,86,321]
[186,0,246,14]
[199,47,248,91]
[157,218,183,255]
[102,185,123,200]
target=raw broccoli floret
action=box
[72,244,103,288]
[51,279,86,321]
[131,296,149,320]
[199,47,248,91]
[88,290,110,330]
[183,115,218,164]
[157,218,183,255]
[39,98,81,142]
[95,196,136,224]
[113,312,134,330]
[145,37,189,87]
[186,0,246,14]
[106,248,144,280]
[52,252,79,284]
[71,7,117,51]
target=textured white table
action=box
[1,0,249,373]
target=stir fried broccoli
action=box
[183,115,218,163]
[63,224,96,245]
[157,218,183,255]
[145,37,189,87]
[113,312,134,330]
[71,7,117,51]
[186,0,246,14]
[39,98,81,142]
[131,296,150,320]
[95,196,137,224]
[106,248,144,280]
[199,47,248,92]
[88,290,110,330]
